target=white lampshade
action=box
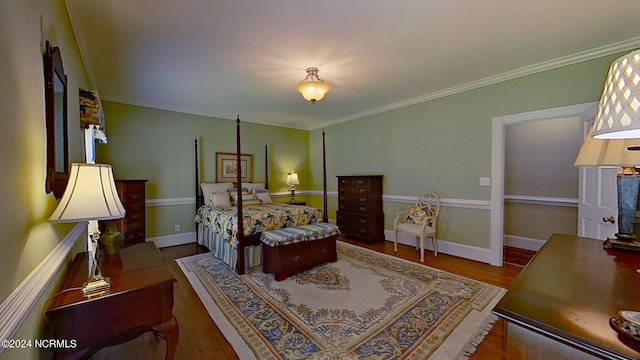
[592,49,640,139]
[574,127,640,167]
[286,172,300,186]
[296,67,331,103]
[50,163,126,222]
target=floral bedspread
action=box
[195,204,322,247]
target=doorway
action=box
[490,102,598,266]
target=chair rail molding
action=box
[0,222,85,356]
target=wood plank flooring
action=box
[92,237,524,359]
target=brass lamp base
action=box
[82,275,111,297]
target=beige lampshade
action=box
[297,67,331,103]
[49,163,126,222]
[285,172,300,186]
[592,49,640,139]
[574,127,640,167]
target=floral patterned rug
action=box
[177,241,506,360]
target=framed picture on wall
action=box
[216,152,252,183]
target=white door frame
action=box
[490,102,598,266]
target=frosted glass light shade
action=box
[50,163,126,222]
[592,50,640,139]
[297,67,331,103]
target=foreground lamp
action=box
[286,171,300,203]
[592,49,640,139]
[574,129,640,243]
[296,67,331,103]
[49,163,126,295]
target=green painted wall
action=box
[96,102,309,237]
[310,54,622,248]
[98,54,623,250]
[1,1,91,359]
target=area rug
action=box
[177,241,506,360]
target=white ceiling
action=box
[65,1,640,130]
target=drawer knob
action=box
[360,197,366,202]
[360,219,367,223]
[360,229,367,233]
[340,204,345,209]
[360,207,366,211]
[357,180,364,184]
[360,189,366,193]
[293,256,300,262]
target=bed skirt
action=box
[197,223,263,272]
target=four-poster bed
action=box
[194,116,330,275]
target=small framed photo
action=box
[216,152,252,183]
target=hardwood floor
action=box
[92,237,523,359]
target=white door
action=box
[577,116,618,240]
[577,166,618,239]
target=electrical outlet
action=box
[174,224,181,232]
[479,177,491,186]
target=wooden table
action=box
[493,233,640,359]
[46,242,178,360]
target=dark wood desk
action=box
[493,233,640,359]
[46,242,178,360]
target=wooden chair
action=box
[393,192,440,262]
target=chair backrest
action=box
[416,192,440,217]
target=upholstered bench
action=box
[260,222,340,281]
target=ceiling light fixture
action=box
[297,67,331,104]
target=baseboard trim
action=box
[148,232,197,248]
[0,222,86,356]
[148,221,494,264]
[385,230,495,264]
[503,235,546,251]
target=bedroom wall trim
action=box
[147,192,491,211]
[0,222,85,356]
[387,231,494,264]
[306,190,491,210]
[314,37,640,130]
[149,232,196,248]
[145,191,303,207]
[504,234,546,252]
[504,195,578,208]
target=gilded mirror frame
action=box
[44,41,69,198]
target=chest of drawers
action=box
[115,179,147,246]
[336,175,384,243]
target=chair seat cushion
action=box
[395,222,435,235]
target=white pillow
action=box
[201,182,232,205]
[232,193,257,206]
[211,193,231,207]
[255,191,273,204]
[242,183,265,192]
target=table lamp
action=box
[49,163,126,295]
[574,128,640,244]
[286,171,300,203]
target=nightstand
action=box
[46,242,178,360]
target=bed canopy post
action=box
[322,130,328,223]
[236,116,246,275]
[194,137,200,213]
[265,144,268,190]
